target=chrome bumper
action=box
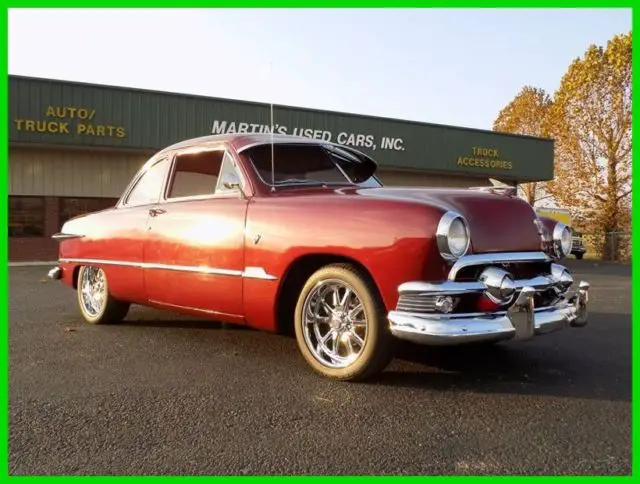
[388,251,589,346]
[388,282,589,345]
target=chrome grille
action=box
[397,294,437,313]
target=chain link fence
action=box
[578,231,631,263]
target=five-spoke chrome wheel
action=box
[302,280,368,368]
[79,266,107,317]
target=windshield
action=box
[244,143,382,188]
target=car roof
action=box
[153,133,380,184]
[158,133,374,159]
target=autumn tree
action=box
[546,31,632,258]
[493,86,553,206]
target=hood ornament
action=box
[469,178,517,197]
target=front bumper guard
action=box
[388,281,589,346]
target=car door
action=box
[98,155,171,303]
[143,146,248,318]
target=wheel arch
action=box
[72,264,82,289]
[274,253,383,336]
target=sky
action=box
[8,8,632,131]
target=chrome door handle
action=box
[149,208,166,217]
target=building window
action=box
[9,196,45,237]
[59,197,119,227]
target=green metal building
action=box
[8,75,554,261]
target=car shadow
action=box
[373,312,630,402]
[116,310,630,403]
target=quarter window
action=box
[215,152,242,193]
[125,158,170,206]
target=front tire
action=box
[77,265,130,324]
[293,263,395,381]
[575,253,584,260]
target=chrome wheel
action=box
[79,266,107,317]
[302,279,368,368]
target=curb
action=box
[9,261,57,267]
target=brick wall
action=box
[9,196,60,262]
[9,238,58,261]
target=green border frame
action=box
[1,3,635,479]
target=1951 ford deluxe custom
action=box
[48,133,589,381]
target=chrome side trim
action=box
[242,266,278,280]
[143,263,242,277]
[60,258,131,267]
[59,258,277,280]
[448,251,551,281]
[52,232,85,240]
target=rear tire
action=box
[77,265,130,324]
[293,263,395,381]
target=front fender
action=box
[241,195,450,331]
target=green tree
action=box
[546,31,632,258]
[493,86,553,206]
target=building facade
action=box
[8,75,555,261]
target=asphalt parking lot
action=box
[9,260,631,476]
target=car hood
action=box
[355,186,544,253]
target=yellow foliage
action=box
[494,31,631,258]
[493,86,553,206]
[546,31,631,237]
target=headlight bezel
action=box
[436,211,471,262]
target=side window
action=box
[167,150,224,199]
[215,152,242,194]
[125,158,170,206]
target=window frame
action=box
[118,156,172,209]
[159,146,247,205]
[8,195,46,238]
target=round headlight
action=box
[436,211,470,261]
[448,218,469,257]
[553,222,573,258]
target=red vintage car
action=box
[47,133,590,381]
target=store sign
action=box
[8,77,555,181]
[13,106,127,138]
[456,146,513,171]
[211,119,406,153]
